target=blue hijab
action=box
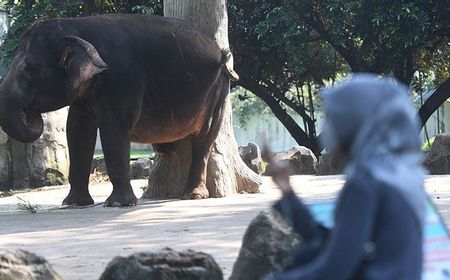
[320,74,426,227]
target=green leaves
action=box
[0,0,84,67]
[0,0,163,69]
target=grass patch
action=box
[131,150,154,159]
[422,137,435,152]
[94,150,154,159]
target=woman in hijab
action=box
[265,74,426,280]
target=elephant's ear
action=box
[61,36,108,88]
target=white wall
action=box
[0,11,7,37]
[420,101,450,143]
[95,132,152,151]
[0,11,8,79]
[233,112,324,153]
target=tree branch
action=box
[418,77,450,127]
[239,78,320,154]
[301,4,359,70]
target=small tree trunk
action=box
[83,0,95,15]
[23,0,35,12]
[143,0,260,199]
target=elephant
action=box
[0,14,238,207]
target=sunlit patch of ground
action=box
[0,175,448,280]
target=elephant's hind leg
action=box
[182,76,229,199]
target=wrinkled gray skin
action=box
[0,14,237,207]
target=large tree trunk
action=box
[143,0,260,199]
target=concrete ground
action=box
[1,175,449,280]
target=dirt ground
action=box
[1,175,449,280]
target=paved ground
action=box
[1,175,449,280]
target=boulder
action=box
[7,108,70,189]
[0,128,10,190]
[423,134,450,174]
[91,156,108,174]
[43,169,66,186]
[230,210,301,280]
[316,153,346,175]
[265,146,317,175]
[238,142,264,175]
[0,249,62,280]
[130,157,153,179]
[99,248,223,280]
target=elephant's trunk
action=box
[0,93,43,143]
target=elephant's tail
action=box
[220,49,239,82]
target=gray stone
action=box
[0,126,8,145]
[0,128,10,190]
[130,157,152,179]
[230,210,301,280]
[91,156,107,174]
[316,153,346,175]
[42,168,65,186]
[29,108,69,186]
[423,134,450,174]
[239,142,264,175]
[265,146,317,175]
[99,248,223,280]
[0,249,62,280]
[424,154,450,175]
[7,108,69,189]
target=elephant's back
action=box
[73,14,222,65]
[72,15,222,89]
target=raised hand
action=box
[262,142,293,194]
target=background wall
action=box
[0,11,8,79]
[232,112,325,153]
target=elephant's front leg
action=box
[62,107,97,206]
[99,113,137,207]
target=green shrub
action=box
[422,136,435,152]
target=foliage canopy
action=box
[229,0,449,153]
[0,0,162,67]
[0,0,448,153]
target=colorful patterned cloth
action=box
[309,200,450,280]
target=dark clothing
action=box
[271,172,423,280]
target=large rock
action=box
[238,142,264,175]
[230,210,301,280]
[8,108,69,189]
[423,134,450,174]
[265,146,317,175]
[130,157,153,179]
[0,128,10,190]
[99,248,223,280]
[91,156,107,174]
[0,249,62,280]
[316,152,346,175]
[90,157,153,180]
